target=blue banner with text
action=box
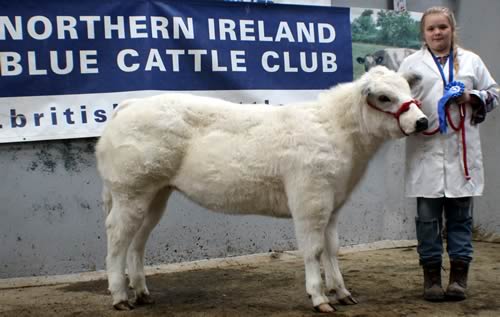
[0,0,352,97]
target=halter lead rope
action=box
[422,104,471,180]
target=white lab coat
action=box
[399,47,499,198]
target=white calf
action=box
[96,66,427,313]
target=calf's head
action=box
[359,66,428,138]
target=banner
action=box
[0,0,352,143]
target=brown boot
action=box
[445,260,469,301]
[422,263,445,301]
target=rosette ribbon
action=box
[437,81,465,133]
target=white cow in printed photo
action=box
[357,48,416,71]
[95,66,427,313]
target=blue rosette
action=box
[437,81,465,133]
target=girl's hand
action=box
[456,90,481,107]
[455,91,472,105]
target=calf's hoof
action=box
[135,293,155,305]
[314,303,336,313]
[338,294,358,305]
[329,289,358,305]
[113,301,134,310]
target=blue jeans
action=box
[415,197,473,265]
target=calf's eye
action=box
[378,95,391,102]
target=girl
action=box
[399,6,499,301]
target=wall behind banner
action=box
[1,0,499,279]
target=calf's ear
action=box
[361,84,371,96]
[402,71,422,89]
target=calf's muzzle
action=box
[415,117,429,133]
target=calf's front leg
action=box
[289,188,336,313]
[322,214,357,305]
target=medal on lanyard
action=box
[430,47,465,133]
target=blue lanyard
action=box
[429,47,454,87]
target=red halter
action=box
[367,99,422,136]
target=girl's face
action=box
[423,13,453,55]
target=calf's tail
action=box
[102,185,113,217]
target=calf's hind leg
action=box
[105,191,156,310]
[127,187,172,306]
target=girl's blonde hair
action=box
[420,6,459,71]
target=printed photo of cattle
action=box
[351,8,422,79]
